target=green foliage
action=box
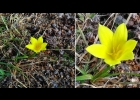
[0,25,6,33]
[76,74,93,81]
[0,69,10,79]
[78,13,85,22]
[0,62,12,80]
[13,53,28,63]
[0,69,10,80]
[1,16,8,30]
[76,64,112,82]
[89,13,95,19]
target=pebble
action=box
[115,15,126,24]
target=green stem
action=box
[91,65,112,82]
[30,52,38,58]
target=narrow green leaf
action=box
[76,29,80,33]
[76,74,93,81]
[90,13,95,19]
[5,72,11,76]
[16,55,29,59]
[92,65,111,81]
[83,63,89,72]
[123,72,140,77]
[78,13,84,22]
[76,66,87,75]
[0,62,14,67]
[12,38,22,41]
[103,72,140,78]
[0,69,5,76]
[103,73,120,77]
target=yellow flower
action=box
[26,36,47,53]
[86,23,137,66]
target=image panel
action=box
[76,13,140,88]
[0,13,75,88]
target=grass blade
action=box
[76,74,93,81]
[76,66,87,75]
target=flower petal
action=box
[123,40,137,52]
[98,24,113,46]
[113,23,127,45]
[34,49,40,53]
[104,58,121,66]
[30,37,37,44]
[119,51,134,61]
[86,44,107,59]
[38,36,43,43]
[41,43,47,50]
[25,44,34,50]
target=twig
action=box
[111,13,119,30]
[77,83,98,88]
[77,23,88,46]
[103,77,118,88]
[11,43,24,55]
[12,25,21,35]
[125,13,133,25]
[75,52,81,57]
[104,13,115,25]
[1,16,9,30]
[79,51,87,61]
[135,57,140,59]
[76,34,81,44]
[12,74,27,88]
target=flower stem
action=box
[91,65,112,82]
[30,52,38,58]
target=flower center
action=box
[35,43,41,51]
[107,44,123,60]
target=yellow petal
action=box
[86,44,107,59]
[123,40,137,52]
[113,23,127,45]
[33,46,42,53]
[34,49,40,53]
[98,24,113,46]
[30,37,37,44]
[119,51,134,61]
[104,58,121,66]
[41,43,47,50]
[38,36,43,43]
[25,44,34,50]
